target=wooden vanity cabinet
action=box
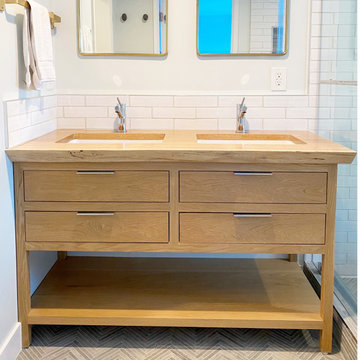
[15,162,337,353]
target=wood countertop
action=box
[6,129,356,164]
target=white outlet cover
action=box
[271,67,287,91]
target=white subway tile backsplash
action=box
[86,118,116,130]
[7,97,41,117]
[131,118,174,130]
[86,95,128,107]
[6,95,57,147]
[58,95,85,107]
[130,96,173,107]
[57,118,86,129]
[286,107,317,119]
[248,107,286,119]
[196,107,236,119]
[7,114,32,132]
[8,119,56,147]
[57,107,64,118]
[174,96,218,107]
[174,118,217,130]
[31,108,57,125]
[218,96,263,107]
[126,107,152,118]
[263,96,309,108]
[64,106,108,118]
[153,107,196,119]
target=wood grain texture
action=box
[25,241,326,254]
[180,213,325,245]
[180,171,327,204]
[29,257,322,329]
[24,170,169,202]
[5,130,356,164]
[320,165,337,353]
[26,212,169,244]
[12,160,347,352]
[14,164,32,347]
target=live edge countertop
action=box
[5,129,356,164]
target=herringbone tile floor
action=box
[17,326,346,360]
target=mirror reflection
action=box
[197,0,288,56]
[78,0,168,56]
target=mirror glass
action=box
[197,0,288,56]
[78,0,168,56]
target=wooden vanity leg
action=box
[320,165,337,354]
[16,244,32,347]
[58,251,67,261]
[288,254,297,262]
[15,164,32,347]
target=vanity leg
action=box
[288,254,297,262]
[15,164,32,347]
[320,165,337,354]
[16,249,32,347]
[58,251,67,261]
[319,249,334,353]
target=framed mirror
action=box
[77,0,168,56]
[197,0,289,56]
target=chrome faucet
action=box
[115,97,126,133]
[236,97,248,133]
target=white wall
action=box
[0,2,57,356]
[0,101,21,359]
[53,0,310,95]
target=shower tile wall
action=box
[318,0,357,277]
[250,0,280,53]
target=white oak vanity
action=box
[6,130,356,353]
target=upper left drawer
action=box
[24,170,170,202]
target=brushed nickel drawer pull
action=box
[77,212,115,216]
[233,213,272,218]
[233,171,273,176]
[76,171,115,175]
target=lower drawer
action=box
[180,213,325,245]
[25,212,169,243]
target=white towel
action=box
[23,0,56,90]
[80,25,94,53]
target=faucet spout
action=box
[115,98,127,133]
[236,97,248,133]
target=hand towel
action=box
[23,0,56,90]
[80,25,94,53]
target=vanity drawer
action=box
[180,213,325,245]
[25,211,169,243]
[180,171,327,204]
[24,170,169,202]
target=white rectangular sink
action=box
[197,139,296,145]
[68,139,163,144]
[196,134,304,145]
[58,133,165,144]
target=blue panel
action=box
[198,0,233,54]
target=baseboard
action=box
[0,323,21,360]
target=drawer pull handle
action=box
[77,212,115,216]
[233,172,273,176]
[233,213,272,218]
[76,171,115,175]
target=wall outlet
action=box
[271,67,287,91]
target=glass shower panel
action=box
[317,0,357,319]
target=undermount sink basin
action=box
[197,134,305,145]
[58,133,165,144]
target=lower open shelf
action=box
[29,257,323,330]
